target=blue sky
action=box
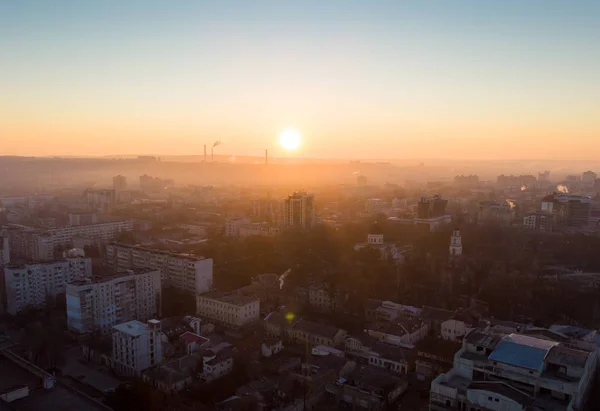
[1,1,599,159]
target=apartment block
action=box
[196,291,259,329]
[3,257,92,315]
[0,235,9,265]
[112,319,162,376]
[282,191,316,229]
[5,220,133,262]
[66,268,161,334]
[106,243,213,295]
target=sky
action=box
[1,1,599,160]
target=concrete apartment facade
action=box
[66,269,161,334]
[112,319,162,376]
[106,243,213,295]
[3,257,92,315]
[5,220,133,261]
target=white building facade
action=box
[430,331,597,411]
[106,243,213,295]
[196,292,260,329]
[449,229,462,257]
[66,269,161,334]
[3,257,92,315]
[112,319,162,376]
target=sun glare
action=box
[278,128,302,151]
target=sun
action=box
[278,128,302,151]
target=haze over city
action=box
[2,0,600,160]
[4,3,600,411]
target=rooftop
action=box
[421,306,455,322]
[546,345,590,369]
[110,242,208,261]
[488,333,559,372]
[200,291,259,306]
[113,320,151,337]
[68,268,158,286]
[294,320,341,340]
[180,332,209,346]
[0,355,106,411]
[345,365,403,393]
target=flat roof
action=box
[68,269,158,286]
[113,320,150,337]
[0,355,106,411]
[110,242,207,261]
[488,334,559,372]
[199,291,258,306]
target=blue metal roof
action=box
[488,334,558,372]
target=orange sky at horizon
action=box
[2,1,599,160]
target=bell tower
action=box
[449,228,462,257]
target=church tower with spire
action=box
[449,228,463,257]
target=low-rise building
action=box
[354,222,411,262]
[112,319,162,377]
[261,337,284,357]
[196,290,260,329]
[345,334,412,375]
[329,365,408,410]
[201,347,234,382]
[66,268,161,334]
[441,311,482,342]
[421,306,455,337]
[264,311,347,348]
[3,256,91,315]
[308,284,341,313]
[367,319,428,347]
[238,222,280,238]
[291,319,347,348]
[430,330,597,411]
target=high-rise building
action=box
[84,189,116,212]
[478,201,515,225]
[417,195,448,219]
[105,243,213,295]
[282,191,316,229]
[113,175,128,192]
[3,226,53,262]
[538,170,550,182]
[68,212,98,226]
[3,257,92,315]
[582,171,597,186]
[0,235,9,265]
[66,268,161,334]
[112,319,162,376]
[543,194,593,231]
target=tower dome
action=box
[369,221,384,235]
[368,221,385,244]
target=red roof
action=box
[180,331,209,346]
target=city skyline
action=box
[1,1,599,160]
